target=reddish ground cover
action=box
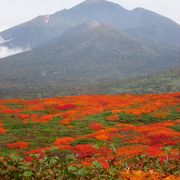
[0,93,179,178]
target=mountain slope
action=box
[0,12,75,49]
[83,68,180,95]
[126,8,180,45]
[0,22,179,98]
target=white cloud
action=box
[0,36,11,44]
[0,25,8,32]
[0,37,4,43]
[0,46,27,58]
[0,37,30,58]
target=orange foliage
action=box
[152,111,170,119]
[0,108,21,114]
[1,93,178,126]
[60,118,73,125]
[55,137,74,146]
[148,145,164,157]
[117,145,149,158]
[0,92,180,167]
[72,144,98,159]
[176,107,180,112]
[106,114,119,122]
[56,104,77,111]
[17,114,32,119]
[24,148,48,162]
[54,137,74,151]
[28,105,45,111]
[90,123,104,130]
[32,114,54,123]
[0,122,7,134]
[96,134,110,141]
[0,127,7,134]
[120,170,178,180]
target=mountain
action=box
[1,0,180,52]
[0,0,180,98]
[0,21,180,98]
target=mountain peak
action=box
[132,7,146,12]
[84,0,106,4]
[72,0,127,14]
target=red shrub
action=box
[148,145,163,157]
[25,149,44,162]
[90,123,104,130]
[55,137,74,146]
[0,123,7,134]
[0,108,21,114]
[72,144,98,159]
[56,104,77,111]
[0,127,7,134]
[7,141,29,149]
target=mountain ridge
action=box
[1,0,180,52]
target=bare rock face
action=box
[87,20,102,28]
[44,15,50,24]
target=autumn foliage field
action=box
[0,93,180,179]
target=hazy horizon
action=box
[0,0,180,32]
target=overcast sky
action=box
[0,0,180,32]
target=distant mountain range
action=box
[0,0,180,98]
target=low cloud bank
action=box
[0,37,30,58]
[0,46,29,58]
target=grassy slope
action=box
[81,68,180,94]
